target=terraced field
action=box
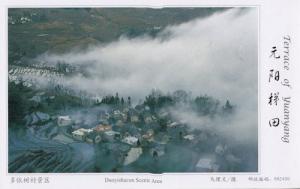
[9,126,95,173]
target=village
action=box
[47,97,239,172]
[9,68,241,172]
[55,103,199,168]
[12,76,240,172]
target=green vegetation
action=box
[99,89,234,116]
[8,82,92,127]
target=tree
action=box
[223,100,234,114]
[157,95,174,108]
[153,150,158,158]
[8,83,29,124]
[158,118,167,132]
[121,97,125,106]
[144,95,156,112]
[127,96,131,107]
[173,90,189,103]
[194,95,217,115]
[115,93,120,105]
[179,131,183,140]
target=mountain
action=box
[8,8,229,64]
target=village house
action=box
[93,124,112,133]
[122,107,130,114]
[115,120,124,127]
[121,113,128,122]
[112,110,123,120]
[142,129,154,142]
[128,109,140,123]
[183,134,195,141]
[103,130,121,142]
[72,128,93,141]
[167,123,187,140]
[167,121,182,128]
[122,136,140,146]
[57,115,72,127]
[86,132,102,144]
[144,114,153,124]
[151,115,157,121]
[130,114,140,123]
[168,121,180,128]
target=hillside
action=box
[8,8,228,64]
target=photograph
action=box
[8,7,258,173]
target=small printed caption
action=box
[105,177,162,184]
[210,176,237,183]
[248,176,290,182]
[10,176,50,184]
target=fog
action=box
[35,8,258,144]
[170,105,257,145]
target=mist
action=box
[34,8,258,144]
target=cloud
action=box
[37,8,257,102]
[35,8,258,144]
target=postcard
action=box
[0,0,299,188]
